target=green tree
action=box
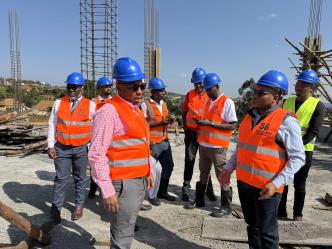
[235,78,255,123]
[0,86,6,100]
[164,94,184,126]
[22,87,42,107]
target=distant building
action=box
[0,98,15,111]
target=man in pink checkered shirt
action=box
[88,57,153,249]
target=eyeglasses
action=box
[253,89,275,96]
[66,84,81,90]
[132,83,147,91]
[102,84,113,88]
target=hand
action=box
[145,175,154,190]
[196,120,211,126]
[218,169,231,187]
[47,148,56,159]
[103,194,119,213]
[259,183,277,200]
[168,116,175,124]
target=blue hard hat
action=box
[97,76,113,87]
[148,77,167,90]
[296,69,318,84]
[64,72,85,86]
[257,70,288,95]
[113,57,146,82]
[203,73,222,90]
[191,67,206,84]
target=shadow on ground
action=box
[4,213,95,249]
[135,216,210,249]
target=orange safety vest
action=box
[236,108,288,193]
[91,97,102,105]
[197,95,233,149]
[145,99,169,143]
[185,89,209,131]
[56,96,92,146]
[105,96,150,180]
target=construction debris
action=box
[0,201,51,247]
[0,125,47,156]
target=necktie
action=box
[71,100,78,112]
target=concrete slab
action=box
[202,217,332,246]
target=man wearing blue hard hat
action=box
[92,76,113,105]
[88,57,153,249]
[181,68,217,202]
[278,69,325,221]
[186,72,237,216]
[219,70,305,249]
[141,77,176,205]
[88,76,113,199]
[47,72,96,223]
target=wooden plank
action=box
[202,217,332,246]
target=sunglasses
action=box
[66,84,82,90]
[253,89,275,96]
[131,83,147,91]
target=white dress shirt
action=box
[47,96,96,148]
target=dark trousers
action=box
[150,140,174,180]
[183,129,199,183]
[238,181,281,249]
[51,142,88,210]
[279,151,313,217]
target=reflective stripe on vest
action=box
[111,138,147,147]
[110,157,149,167]
[145,99,168,143]
[56,96,92,146]
[106,96,150,180]
[236,108,288,193]
[283,96,319,151]
[197,95,233,148]
[185,89,209,130]
[237,162,278,180]
[238,142,287,160]
[57,119,92,126]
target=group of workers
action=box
[47,56,325,249]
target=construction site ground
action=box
[0,135,331,249]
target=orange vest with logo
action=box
[56,96,92,146]
[197,95,233,149]
[236,108,288,193]
[104,96,150,180]
[145,99,169,143]
[185,89,209,131]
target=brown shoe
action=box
[71,207,83,221]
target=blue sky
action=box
[0,0,331,97]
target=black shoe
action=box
[140,204,152,211]
[277,211,288,220]
[157,178,176,201]
[206,177,217,202]
[158,193,176,201]
[134,224,139,232]
[211,206,232,217]
[50,207,61,224]
[148,197,161,206]
[184,182,205,209]
[211,189,232,218]
[181,183,190,202]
